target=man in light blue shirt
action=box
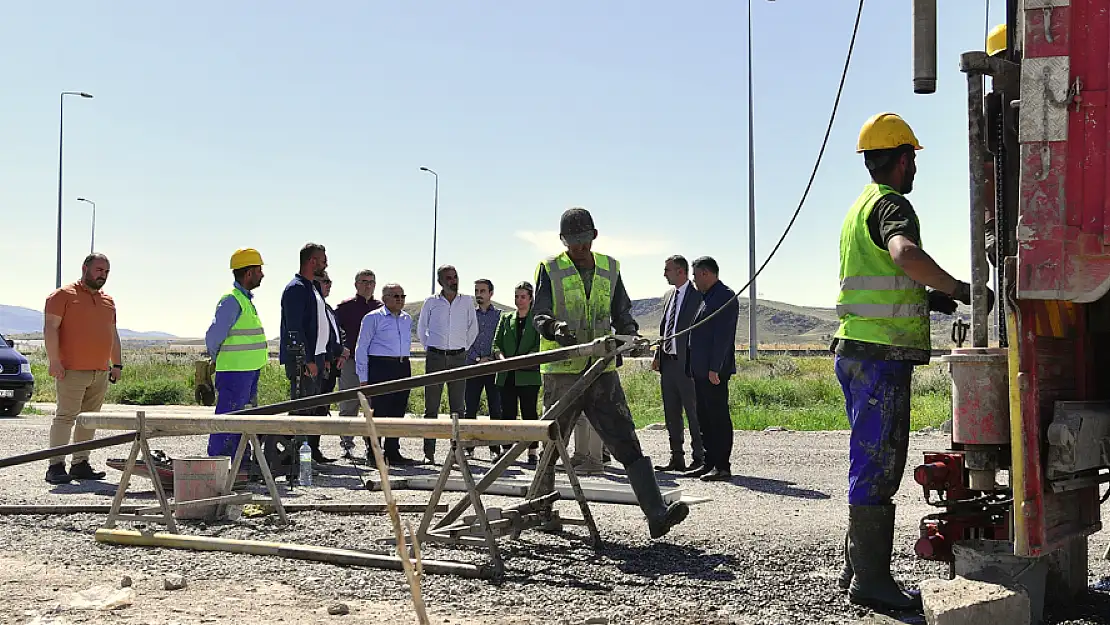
[355,282,414,465]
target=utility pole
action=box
[747,0,759,360]
[419,167,439,294]
[56,91,94,288]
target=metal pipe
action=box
[912,0,938,94]
[0,431,137,470]
[232,337,630,416]
[963,52,990,347]
[747,0,758,360]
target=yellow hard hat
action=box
[857,112,923,153]
[230,248,264,270]
[986,24,1006,57]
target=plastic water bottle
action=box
[298,440,313,486]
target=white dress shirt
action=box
[417,292,479,350]
[663,281,690,355]
[313,287,329,356]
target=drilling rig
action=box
[908,0,1107,619]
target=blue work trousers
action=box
[207,370,261,457]
[835,356,913,506]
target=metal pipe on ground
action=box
[94,528,491,578]
[0,503,447,515]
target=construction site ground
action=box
[2,406,1110,625]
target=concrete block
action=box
[920,576,1031,625]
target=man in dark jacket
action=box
[684,256,738,481]
[269,242,338,477]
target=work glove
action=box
[551,321,578,347]
[951,281,997,314]
[927,289,958,315]
[194,359,216,406]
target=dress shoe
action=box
[654,455,687,472]
[45,463,72,484]
[683,463,712,478]
[700,467,732,482]
[386,454,414,466]
[68,461,106,480]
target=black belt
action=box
[368,355,409,363]
[428,347,466,356]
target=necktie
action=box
[664,288,678,354]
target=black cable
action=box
[653,0,866,348]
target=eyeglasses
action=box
[357,279,375,285]
[386,293,406,299]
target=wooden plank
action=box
[94,528,491,578]
[78,414,558,442]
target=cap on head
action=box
[986,23,1006,57]
[857,112,923,153]
[559,207,596,245]
[230,248,264,270]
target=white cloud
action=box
[513,230,672,258]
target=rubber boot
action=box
[847,504,922,612]
[838,530,852,590]
[626,456,689,539]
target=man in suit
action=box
[683,256,738,482]
[652,255,704,472]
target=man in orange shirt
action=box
[43,253,123,485]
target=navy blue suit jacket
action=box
[685,280,739,379]
[279,274,337,365]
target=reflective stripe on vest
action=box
[833,183,930,350]
[215,288,269,371]
[536,251,618,374]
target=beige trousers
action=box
[49,370,109,465]
[572,414,604,462]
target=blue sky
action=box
[2,1,1005,338]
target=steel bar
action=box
[94,529,491,578]
[0,503,446,516]
[0,431,138,470]
[80,414,558,441]
[912,0,937,93]
[231,337,626,416]
[962,51,991,347]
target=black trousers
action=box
[694,375,732,471]
[308,363,339,452]
[496,376,540,451]
[362,356,412,457]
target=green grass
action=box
[27,354,952,431]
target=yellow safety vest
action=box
[536,251,619,374]
[215,288,269,372]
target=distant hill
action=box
[0,304,176,339]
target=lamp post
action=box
[56,91,94,288]
[747,1,773,360]
[77,197,96,254]
[419,166,439,294]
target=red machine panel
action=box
[1017,0,1110,302]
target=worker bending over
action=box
[532,207,688,539]
[833,113,992,611]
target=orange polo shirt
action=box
[44,282,117,371]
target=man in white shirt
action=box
[651,255,704,472]
[416,264,478,464]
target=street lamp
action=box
[56,91,94,288]
[747,1,773,360]
[76,197,96,254]
[419,166,439,294]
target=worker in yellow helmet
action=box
[833,114,993,612]
[205,248,268,458]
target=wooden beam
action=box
[77,414,558,441]
[94,528,491,578]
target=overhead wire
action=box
[653,0,867,350]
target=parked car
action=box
[0,333,34,416]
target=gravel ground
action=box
[2,407,1110,624]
